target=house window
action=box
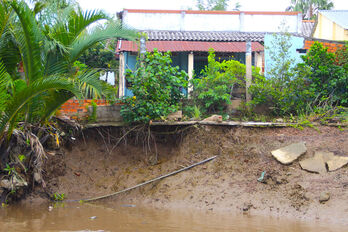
[296,48,307,54]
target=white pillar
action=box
[245,41,252,102]
[118,52,125,98]
[255,51,263,74]
[188,52,194,98]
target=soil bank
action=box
[28,125,348,225]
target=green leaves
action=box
[10,0,45,84]
[0,1,137,138]
[121,49,188,123]
[302,42,348,106]
[0,76,79,135]
[249,41,347,117]
[192,49,258,114]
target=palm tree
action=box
[0,0,136,138]
[196,0,230,11]
[286,0,334,19]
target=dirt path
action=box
[37,125,348,225]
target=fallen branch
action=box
[76,155,217,202]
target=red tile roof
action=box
[117,41,264,53]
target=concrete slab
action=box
[299,151,348,173]
[299,151,335,174]
[271,142,307,164]
[315,151,335,163]
[327,156,348,172]
[299,157,327,174]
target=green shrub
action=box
[249,65,315,116]
[301,42,348,106]
[335,43,348,71]
[120,49,188,123]
[192,49,261,114]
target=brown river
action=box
[0,202,344,232]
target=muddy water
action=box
[0,202,344,232]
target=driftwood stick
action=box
[79,155,217,202]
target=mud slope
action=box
[44,126,348,224]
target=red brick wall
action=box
[304,40,344,53]
[58,99,109,120]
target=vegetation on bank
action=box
[120,49,188,123]
[0,0,136,203]
[121,40,347,124]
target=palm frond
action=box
[74,69,104,98]
[0,76,80,137]
[0,3,21,76]
[10,1,45,84]
[0,60,11,112]
[69,22,136,63]
[40,90,74,122]
[68,9,109,41]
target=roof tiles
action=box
[142,30,265,42]
[301,20,315,37]
[117,41,264,53]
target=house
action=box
[313,10,348,41]
[116,9,305,97]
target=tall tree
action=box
[286,0,334,19]
[197,0,228,10]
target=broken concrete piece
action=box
[327,156,348,172]
[167,111,182,121]
[271,142,307,164]
[299,151,334,174]
[202,115,223,122]
[300,151,348,173]
[300,157,327,174]
[319,192,330,203]
[315,151,335,163]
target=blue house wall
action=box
[123,52,190,97]
[122,51,256,97]
[264,34,305,78]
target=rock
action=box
[202,115,223,122]
[167,110,182,121]
[242,203,253,212]
[121,204,136,208]
[319,192,330,203]
[271,142,307,164]
[275,118,284,123]
[304,192,312,201]
[89,216,97,220]
[1,176,27,190]
[34,172,42,183]
[0,180,11,190]
[327,156,348,172]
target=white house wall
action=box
[183,14,240,31]
[243,15,299,32]
[122,10,302,33]
[124,12,183,31]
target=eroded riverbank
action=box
[20,125,348,227]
